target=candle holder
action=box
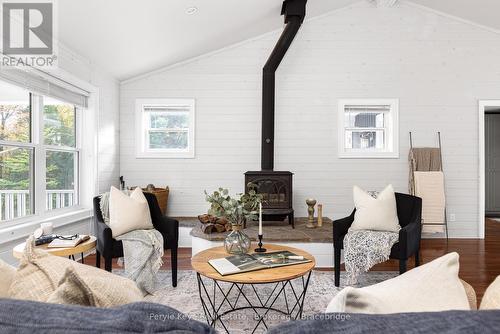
[254,234,267,253]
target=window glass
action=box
[149,111,189,129]
[43,97,76,147]
[0,145,33,221]
[148,131,188,149]
[345,130,385,149]
[45,150,76,210]
[0,81,31,143]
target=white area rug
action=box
[117,269,397,334]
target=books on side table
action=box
[47,235,90,248]
[209,250,311,276]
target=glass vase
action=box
[224,225,251,255]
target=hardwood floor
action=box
[85,219,500,303]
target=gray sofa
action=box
[2,298,500,334]
[0,299,215,334]
[267,310,500,334]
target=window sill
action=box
[0,208,93,244]
[136,151,195,159]
[339,152,399,159]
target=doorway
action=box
[479,101,500,238]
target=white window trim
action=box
[135,98,195,159]
[0,72,99,228]
[338,98,399,159]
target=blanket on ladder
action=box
[100,192,164,295]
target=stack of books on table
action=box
[208,250,311,276]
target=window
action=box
[136,99,195,158]
[338,99,399,158]
[0,80,80,222]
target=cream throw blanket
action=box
[100,192,163,295]
[408,148,442,195]
[413,171,446,232]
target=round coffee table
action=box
[191,244,315,334]
[12,236,97,263]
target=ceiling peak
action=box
[368,0,399,7]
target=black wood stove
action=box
[245,0,307,229]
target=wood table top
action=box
[13,236,97,259]
[191,243,315,284]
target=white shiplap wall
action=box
[57,45,121,193]
[120,1,500,238]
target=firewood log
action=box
[198,214,217,224]
[214,224,226,233]
[201,223,216,234]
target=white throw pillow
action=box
[350,184,400,232]
[326,252,470,313]
[0,259,16,298]
[109,186,153,238]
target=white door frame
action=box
[478,100,500,238]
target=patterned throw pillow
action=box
[47,265,143,307]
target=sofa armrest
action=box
[333,210,355,248]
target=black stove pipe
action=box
[261,0,306,171]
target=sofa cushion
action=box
[326,252,470,313]
[47,265,142,307]
[0,299,216,334]
[350,184,400,232]
[109,186,154,238]
[0,259,16,298]
[8,236,74,302]
[480,276,500,310]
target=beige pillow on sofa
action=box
[326,252,470,313]
[350,184,400,232]
[8,236,73,302]
[480,276,500,310]
[47,265,142,307]
[0,259,16,298]
[109,186,154,238]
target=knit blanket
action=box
[343,229,399,285]
[100,192,164,295]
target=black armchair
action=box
[333,192,422,287]
[93,192,179,287]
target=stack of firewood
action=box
[198,214,231,234]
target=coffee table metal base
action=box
[196,272,312,334]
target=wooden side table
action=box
[12,236,97,263]
[191,244,315,334]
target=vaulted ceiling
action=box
[58,0,500,81]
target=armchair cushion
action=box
[326,252,470,314]
[350,185,400,233]
[109,186,154,238]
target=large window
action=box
[135,98,195,158]
[0,81,79,222]
[338,99,399,158]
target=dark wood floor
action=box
[86,219,500,303]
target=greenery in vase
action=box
[204,183,263,227]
